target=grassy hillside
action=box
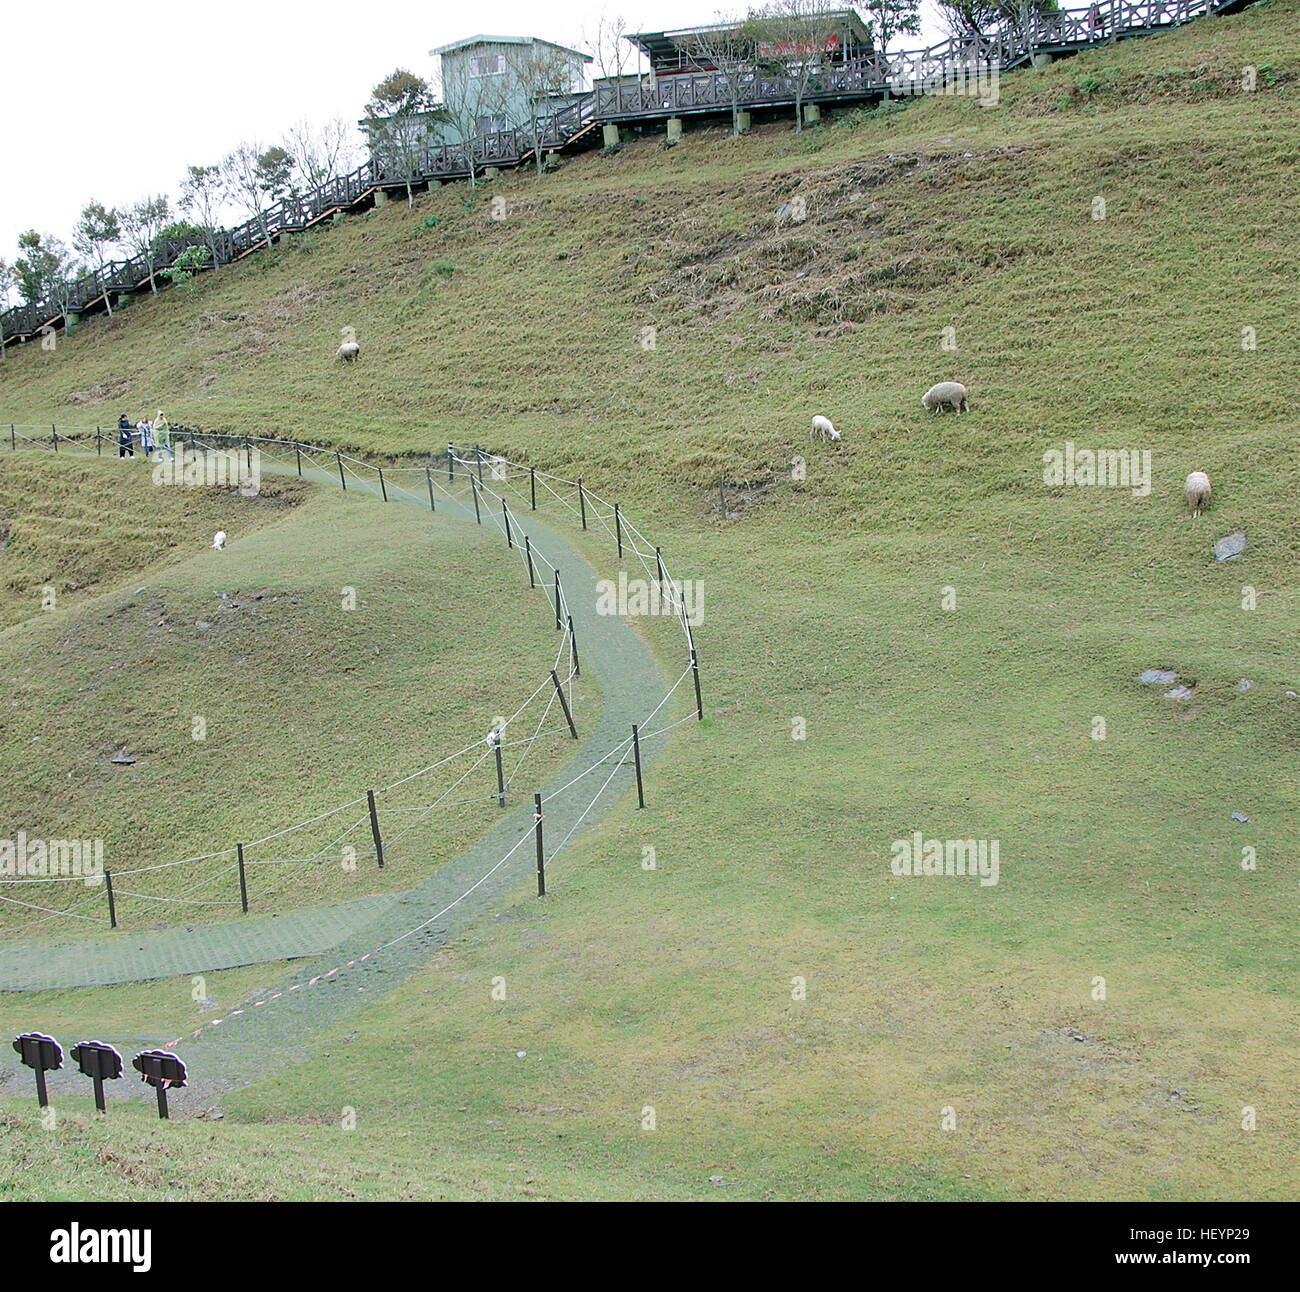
[0,463,594,934]
[1,2,1297,1200]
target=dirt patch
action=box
[68,377,132,408]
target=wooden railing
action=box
[0,0,1248,347]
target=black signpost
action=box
[12,1032,62,1108]
[132,1049,187,1120]
[69,1040,124,1114]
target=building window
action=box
[469,52,506,77]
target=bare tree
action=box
[437,58,508,189]
[285,117,360,193]
[223,141,294,250]
[502,42,581,176]
[73,201,121,315]
[179,164,226,271]
[749,1,846,131]
[681,12,761,137]
[121,196,171,293]
[584,10,637,110]
[364,70,440,206]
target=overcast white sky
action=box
[0,0,950,292]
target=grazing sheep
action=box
[336,340,360,363]
[811,415,841,443]
[922,381,968,414]
[1184,471,1211,518]
[212,531,227,551]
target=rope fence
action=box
[0,426,703,938]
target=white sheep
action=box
[810,415,841,443]
[922,381,968,414]
[212,531,227,550]
[1184,471,1211,518]
[336,340,360,363]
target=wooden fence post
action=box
[568,615,580,676]
[237,843,249,914]
[551,669,578,739]
[554,570,562,630]
[691,647,704,720]
[615,503,623,557]
[495,738,505,807]
[530,466,537,511]
[632,724,645,808]
[502,498,513,548]
[534,794,546,897]
[378,466,387,502]
[578,477,587,529]
[525,535,535,586]
[367,788,384,868]
[337,451,347,491]
[471,474,482,524]
[296,442,302,476]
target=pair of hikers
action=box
[116,411,173,460]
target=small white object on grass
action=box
[810,415,840,442]
[212,531,227,550]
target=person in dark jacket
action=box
[118,414,134,458]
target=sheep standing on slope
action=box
[1184,471,1212,518]
[336,340,360,363]
[212,531,227,551]
[922,381,968,414]
[811,415,841,443]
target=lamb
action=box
[336,340,360,363]
[1184,471,1211,518]
[810,415,841,443]
[922,381,968,414]
[212,531,227,551]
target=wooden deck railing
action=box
[0,0,1248,346]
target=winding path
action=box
[1,450,687,1102]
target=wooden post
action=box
[551,669,578,739]
[104,868,117,928]
[530,466,537,510]
[10,426,14,450]
[52,427,58,452]
[337,450,346,491]
[615,503,623,557]
[525,535,535,587]
[471,475,482,524]
[96,426,102,455]
[155,1083,170,1120]
[448,443,454,482]
[367,788,385,868]
[378,466,387,502]
[245,436,252,476]
[296,442,302,476]
[237,843,249,914]
[495,739,505,807]
[691,647,704,720]
[578,477,587,529]
[568,614,580,676]
[632,724,645,808]
[656,546,665,586]
[426,465,436,511]
[534,794,546,897]
[554,570,562,630]
[502,498,513,548]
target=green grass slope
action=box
[0,464,593,935]
[1,2,1297,1200]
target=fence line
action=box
[0,427,700,935]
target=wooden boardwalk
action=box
[0,0,1255,349]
